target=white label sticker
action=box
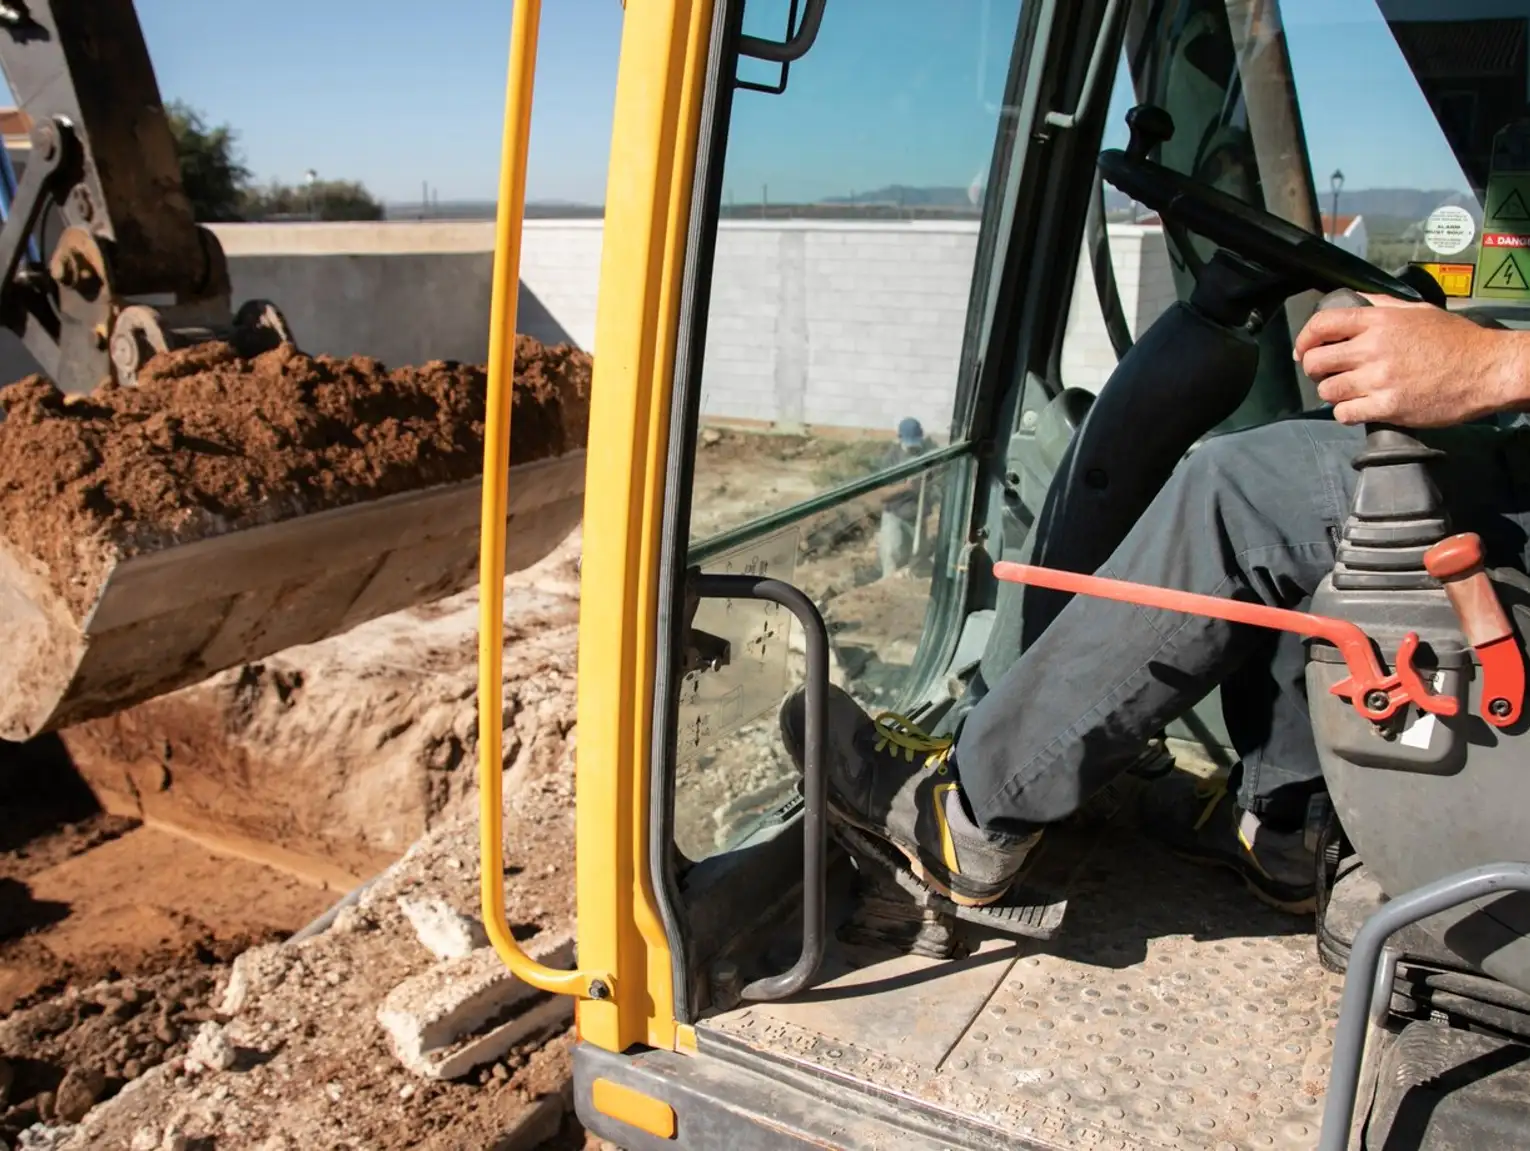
[1425,205,1477,256]
[1399,710,1438,750]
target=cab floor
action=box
[702,825,1343,1150]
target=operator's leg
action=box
[954,414,1355,831]
[779,415,1530,909]
[1145,416,1530,910]
[1219,628,1325,829]
[779,415,1358,906]
[1138,623,1329,912]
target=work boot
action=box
[778,684,1040,907]
[1137,768,1317,914]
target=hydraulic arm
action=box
[0,0,291,391]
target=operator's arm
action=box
[1293,298,1530,427]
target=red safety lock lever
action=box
[994,544,1521,730]
[1424,533,1525,727]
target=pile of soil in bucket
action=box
[0,335,593,615]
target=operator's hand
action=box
[1293,296,1530,427]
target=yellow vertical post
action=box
[477,0,611,1000]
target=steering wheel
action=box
[1099,105,1426,303]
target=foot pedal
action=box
[834,824,1067,941]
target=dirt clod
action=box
[0,335,592,617]
[50,1067,103,1123]
[0,966,222,1144]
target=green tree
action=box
[165,100,250,221]
[240,178,384,222]
[165,101,385,223]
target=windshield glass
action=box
[1103,0,1530,316]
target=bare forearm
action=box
[1489,328,1530,413]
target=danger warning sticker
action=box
[1477,121,1530,299]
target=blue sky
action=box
[113,0,1472,205]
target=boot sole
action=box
[828,799,1018,909]
[1166,846,1316,916]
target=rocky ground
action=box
[0,426,933,1149]
[0,532,586,1150]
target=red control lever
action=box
[991,561,1458,724]
[1424,533,1524,728]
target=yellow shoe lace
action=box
[871,711,954,771]
[1188,774,1267,872]
[1192,775,1228,830]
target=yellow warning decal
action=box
[1409,261,1476,299]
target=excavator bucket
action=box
[0,339,590,741]
[0,1,592,739]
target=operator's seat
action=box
[1306,383,1530,998]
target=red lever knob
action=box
[1424,533,1485,581]
[1424,532,1513,649]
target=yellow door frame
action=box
[476,0,718,1056]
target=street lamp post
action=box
[1329,169,1345,242]
[305,168,318,220]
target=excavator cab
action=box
[475,0,1530,1147]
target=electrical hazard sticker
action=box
[1476,120,1530,300]
[1481,250,1530,294]
[1488,183,1530,226]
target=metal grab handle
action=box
[737,0,826,64]
[476,0,610,1003]
[1044,0,1125,130]
[1317,862,1530,1151]
[692,574,829,1001]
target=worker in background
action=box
[877,417,939,579]
[781,296,1530,912]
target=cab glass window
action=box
[690,0,1023,547]
[673,0,1027,861]
[1063,0,1530,417]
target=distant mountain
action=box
[1334,189,1476,222]
[381,199,604,221]
[1104,185,1476,224]
[377,185,1480,226]
[820,184,974,207]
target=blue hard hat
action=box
[897,417,924,447]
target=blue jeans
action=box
[956,413,1530,834]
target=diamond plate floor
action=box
[703,829,1343,1150]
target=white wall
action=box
[699,222,984,436]
[1058,224,1178,394]
[0,219,1182,433]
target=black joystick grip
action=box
[1316,288,1370,313]
[1125,105,1174,162]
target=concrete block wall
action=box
[701,222,983,437]
[0,219,1180,434]
[1058,224,1178,393]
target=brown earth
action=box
[59,532,584,867]
[30,535,587,1150]
[0,740,334,1142]
[0,334,591,617]
[0,425,939,1148]
[0,533,586,1149]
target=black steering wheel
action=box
[1099,105,1426,303]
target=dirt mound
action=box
[0,334,592,616]
[0,967,223,1139]
[0,534,589,1149]
[60,535,585,863]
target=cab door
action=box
[633,0,1125,1031]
